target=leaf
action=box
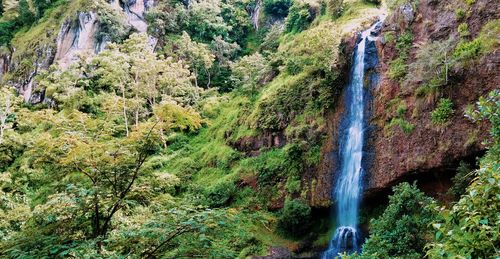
[435,231,442,240]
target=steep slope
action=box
[365,0,499,199]
[0,0,153,102]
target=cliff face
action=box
[0,0,154,103]
[365,0,499,198]
[310,0,499,207]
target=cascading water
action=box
[322,20,383,258]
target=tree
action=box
[426,90,500,258]
[175,32,215,88]
[0,0,4,16]
[0,87,22,144]
[362,182,437,258]
[16,0,35,26]
[263,0,292,18]
[92,44,132,136]
[182,0,232,42]
[230,53,270,94]
[277,199,311,237]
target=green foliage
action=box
[17,0,35,26]
[426,161,499,258]
[325,0,344,18]
[455,8,466,20]
[431,98,454,125]
[476,19,500,55]
[464,0,475,5]
[427,90,500,258]
[0,0,3,16]
[0,21,15,46]
[362,182,437,258]
[285,1,315,33]
[466,90,500,146]
[263,0,292,17]
[458,22,470,38]
[203,180,237,207]
[448,161,475,198]
[406,37,456,100]
[388,56,407,81]
[96,4,130,43]
[231,53,271,94]
[277,199,311,237]
[388,31,413,81]
[386,117,415,134]
[453,38,482,64]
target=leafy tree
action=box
[145,1,183,38]
[0,0,4,16]
[173,32,215,88]
[183,0,232,42]
[362,182,437,258]
[285,1,315,33]
[427,90,500,258]
[16,0,35,26]
[277,199,311,237]
[426,161,499,258]
[0,87,22,144]
[0,21,16,46]
[263,0,292,18]
[33,0,55,18]
[230,53,270,94]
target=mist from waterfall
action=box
[322,20,383,258]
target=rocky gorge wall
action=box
[365,0,499,199]
[0,0,154,103]
[309,0,499,209]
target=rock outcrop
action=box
[365,0,499,198]
[1,0,154,103]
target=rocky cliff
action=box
[310,0,499,208]
[0,0,154,103]
[366,0,499,199]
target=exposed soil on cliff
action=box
[365,0,499,198]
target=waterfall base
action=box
[322,226,360,258]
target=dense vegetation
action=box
[0,0,498,258]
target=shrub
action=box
[458,23,470,37]
[431,98,454,125]
[362,182,437,258]
[388,31,413,81]
[448,161,475,198]
[406,37,456,92]
[455,8,466,20]
[388,56,408,81]
[386,117,415,134]
[277,199,311,237]
[263,0,292,17]
[453,39,482,63]
[285,2,315,33]
[325,0,344,18]
[203,180,237,207]
[426,160,499,258]
[464,0,475,5]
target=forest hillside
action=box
[0,0,498,258]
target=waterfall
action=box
[322,20,383,258]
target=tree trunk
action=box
[121,84,129,137]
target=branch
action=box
[99,121,159,236]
